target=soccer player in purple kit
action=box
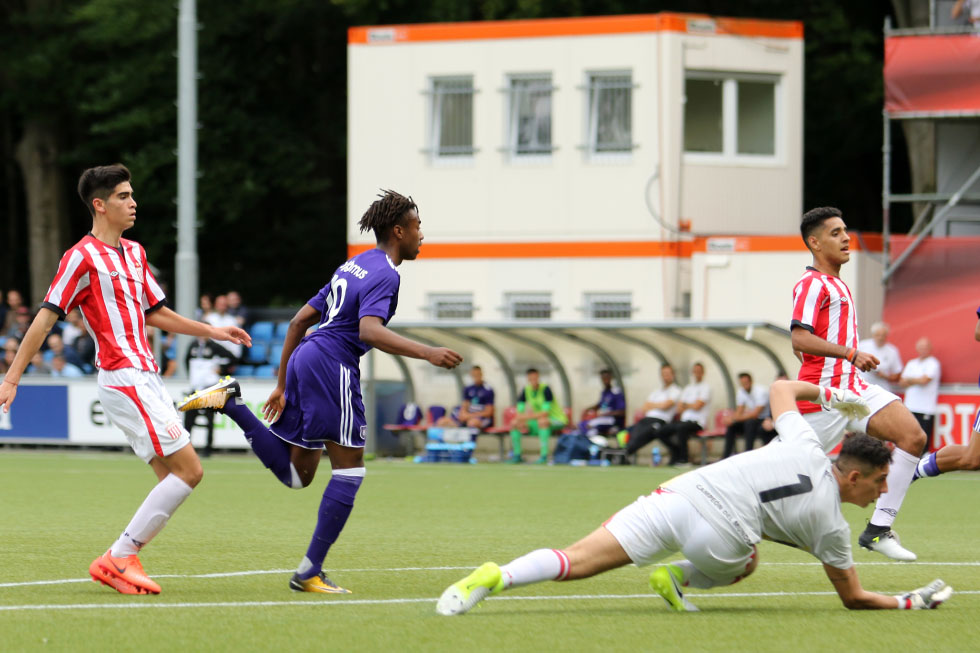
[178,190,463,593]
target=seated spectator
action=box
[722,372,771,458]
[436,365,495,429]
[2,289,25,333]
[42,333,86,370]
[5,305,32,341]
[579,368,626,439]
[1,337,19,375]
[226,290,249,328]
[508,368,568,465]
[50,353,84,377]
[195,293,213,321]
[60,309,85,348]
[656,362,711,466]
[204,294,242,362]
[25,351,50,376]
[623,363,682,457]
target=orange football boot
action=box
[90,550,162,594]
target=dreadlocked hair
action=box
[358,189,418,241]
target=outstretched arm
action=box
[359,316,462,369]
[824,565,900,609]
[146,306,251,347]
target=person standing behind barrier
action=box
[722,373,769,458]
[899,338,941,445]
[656,362,711,466]
[623,364,681,458]
[858,323,903,393]
[509,368,568,464]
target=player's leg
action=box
[857,390,925,561]
[290,442,363,594]
[624,418,660,455]
[721,421,743,458]
[436,524,632,616]
[534,417,552,464]
[91,373,199,594]
[917,408,980,477]
[508,415,529,463]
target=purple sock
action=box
[922,452,941,477]
[299,472,363,579]
[223,400,294,488]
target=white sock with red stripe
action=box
[110,474,193,557]
[671,560,721,589]
[870,447,918,528]
[498,549,570,590]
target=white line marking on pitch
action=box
[3,561,980,590]
[2,590,980,613]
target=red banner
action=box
[885,35,980,114]
[933,391,980,451]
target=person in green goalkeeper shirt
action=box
[509,368,568,464]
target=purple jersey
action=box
[599,386,626,429]
[463,383,495,410]
[304,249,400,367]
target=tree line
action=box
[1,0,916,306]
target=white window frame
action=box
[426,76,477,161]
[582,292,634,320]
[426,293,475,320]
[503,292,554,320]
[583,70,637,160]
[503,74,556,160]
[683,71,782,166]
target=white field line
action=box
[3,590,980,613]
[3,560,980,590]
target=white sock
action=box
[110,474,193,557]
[499,549,569,590]
[871,447,919,528]
[672,560,721,589]
[289,463,303,489]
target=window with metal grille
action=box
[684,73,778,159]
[586,72,635,154]
[429,77,475,158]
[428,293,474,320]
[507,76,554,156]
[584,293,633,320]
[505,293,553,320]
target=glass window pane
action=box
[512,78,551,155]
[684,78,723,153]
[737,80,775,155]
[590,75,631,152]
[433,78,473,156]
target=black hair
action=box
[77,164,132,217]
[738,372,752,381]
[838,434,892,472]
[357,189,418,242]
[599,368,612,375]
[471,365,482,372]
[800,206,842,248]
[526,367,539,375]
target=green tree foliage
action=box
[2,0,900,304]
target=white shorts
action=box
[98,368,191,462]
[801,383,900,453]
[604,489,756,585]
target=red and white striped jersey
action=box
[791,266,867,413]
[42,234,166,372]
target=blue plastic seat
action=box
[253,364,276,378]
[236,364,255,377]
[245,341,269,364]
[250,321,275,344]
[274,321,290,341]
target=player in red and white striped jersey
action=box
[0,164,250,595]
[788,207,926,562]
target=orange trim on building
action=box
[348,233,882,259]
[348,13,803,45]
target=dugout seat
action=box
[250,321,275,345]
[695,409,733,465]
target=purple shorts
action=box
[270,340,366,449]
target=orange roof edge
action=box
[348,13,803,45]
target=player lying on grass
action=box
[437,380,953,615]
[914,305,980,480]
